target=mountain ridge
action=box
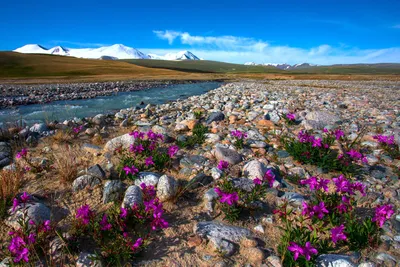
[13,44,200,61]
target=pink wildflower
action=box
[331,225,347,244]
[217,160,229,170]
[220,192,239,206]
[287,242,303,261]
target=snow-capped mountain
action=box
[148,51,200,60]
[14,44,49,54]
[244,62,318,70]
[13,44,200,61]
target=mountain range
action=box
[14,44,200,61]
[244,62,318,70]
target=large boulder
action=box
[7,202,50,229]
[104,133,135,152]
[72,175,101,192]
[156,175,178,201]
[215,146,242,165]
[242,160,268,180]
[122,185,143,208]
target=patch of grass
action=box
[49,130,73,144]
[177,124,209,148]
[0,168,25,219]
[52,146,88,183]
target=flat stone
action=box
[103,180,126,204]
[211,167,223,180]
[194,221,252,243]
[277,150,290,158]
[375,253,397,267]
[316,254,355,267]
[156,175,178,201]
[72,175,101,192]
[180,155,207,169]
[205,133,221,144]
[122,185,143,208]
[215,146,242,165]
[204,188,219,202]
[305,111,341,126]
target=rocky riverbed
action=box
[0,80,213,108]
[1,79,400,266]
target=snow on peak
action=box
[13,44,200,61]
[148,50,200,61]
[14,44,48,54]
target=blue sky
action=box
[2,0,400,64]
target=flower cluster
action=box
[217,160,229,171]
[214,187,239,206]
[276,171,395,266]
[372,204,394,227]
[12,192,31,212]
[73,125,83,134]
[284,129,364,174]
[288,241,318,261]
[373,134,395,145]
[286,113,296,121]
[71,183,168,264]
[118,130,179,179]
[7,219,52,263]
[231,130,247,149]
[16,148,28,159]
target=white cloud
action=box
[153,30,181,45]
[150,30,400,64]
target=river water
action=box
[0,82,222,126]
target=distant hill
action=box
[122,59,282,73]
[0,52,185,78]
[125,59,400,75]
[288,63,400,74]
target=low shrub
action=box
[275,175,394,266]
[117,130,179,180]
[177,124,209,148]
[69,183,168,265]
[282,129,365,174]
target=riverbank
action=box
[0,79,226,109]
[0,79,400,266]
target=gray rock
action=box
[194,221,252,243]
[156,175,178,201]
[29,123,48,133]
[87,164,106,180]
[243,160,268,180]
[82,143,102,154]
[120,119,128,127]
[211,167,223,180]
[7,202,50,229]
[215,146,242,165]
[0,258,11,267]
[230,178,255,192]
[175,123,189,132]
[277,150,290,158]
[104,133,135,152]
[375,253,397,267]
[358,263,376,267]
[316,254,355,267]
[206,112,225,124]
[209,237,235,256]
[122,185,143,208]
[72,175,101,192]
[204,188,219,202]
[205,133,221,143]
[115,112,126,120]
[134,172,161,187]
[246,130,266,141]
[288,167,308,179]
[76,252,103,267]
[188,173,213,189]
[0,156,12,168]
[265,111,280,123]
[92,114,106,125]
[278,192,305,207]
[248,140,267,148]
[103,180,126,204]
[306,111,341,125]
[0,142,12,155]
[180,155,207,169]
